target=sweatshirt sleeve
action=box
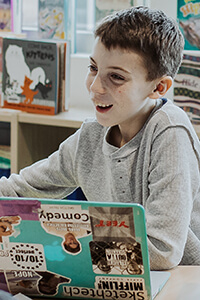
[0,128,81,199]
[145,125,200,270]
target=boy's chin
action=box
[96,117,114,128]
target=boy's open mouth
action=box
[96,104,113,113]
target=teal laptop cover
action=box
[0,198,152,299]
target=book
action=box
[95,0,135,23]
[2,38,60,115]
[0,37,3,106]
[174,50,200,124]
[57,40,71,112]
[0,0,13,32]
[38,0,76,53]
[0,145,10,178]
[177,0,200,50]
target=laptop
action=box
[0,197,170,299]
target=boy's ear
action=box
[149,76,173,99]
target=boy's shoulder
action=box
[80,117,107,138]
[152,98,193,128]
[145,98,199,142]
[81,117,103,130]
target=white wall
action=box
[70,2,177,109]
[150,0,177,20]
[149,1,178,99]
[70,54,92,110]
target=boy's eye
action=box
[110,73,125,82]
[88,64,97,73]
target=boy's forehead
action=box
[91,38,146,71]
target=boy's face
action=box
[86,38,158,137]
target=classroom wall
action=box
[150,0,177,20]
[70,2,177,110]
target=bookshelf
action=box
[0,106,94,174]
[0,109,18,174]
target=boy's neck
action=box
[107,101,157,148]
[107,126,137,148]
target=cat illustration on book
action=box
[5,44,49,96]
[21,76,53,104]
[21,76,38,104]
[34,79,52,99]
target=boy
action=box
[0,6,200,270]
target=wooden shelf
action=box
[18,106,95,128]
[0,107,94,173]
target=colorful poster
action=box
[177,0,200,50]
[0,0,13,32]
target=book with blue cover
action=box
[0,197,170,299]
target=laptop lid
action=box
[0,197,169,299]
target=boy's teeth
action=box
[97,104,111,107]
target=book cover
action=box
[0,198,152,299]
[38,0,66,40]
[95,0,135,23]
[38,0,76,53]
[0,0,13,32]
[177,0,200,50]
[59,40,70,111]
[174,50,200,124]
[2,38,59,115]
[0,37,3,106]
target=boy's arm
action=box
[145,126,200,269]
[0,131,80,199]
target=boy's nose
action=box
[90,74,106,94]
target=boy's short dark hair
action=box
[95,6,185,81]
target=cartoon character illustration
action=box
[21,76,38,104]
[5,45,31,94]
[5,44,48,100]
[0,216,20,242]
[0,8,11,31]
[30,67,46,89]
[39,7,65,39]
[180,19,200,49]
[36,271,70,295]
[34,79,52,99]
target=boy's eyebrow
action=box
[89,56,131,74]
[108,66,131,74]
[89,56,96,64]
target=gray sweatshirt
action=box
[0,99,200,270]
